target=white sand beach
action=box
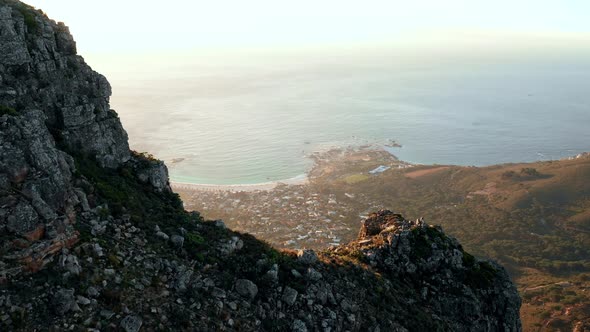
[171,174,308,192]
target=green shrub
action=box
[73,153,185,224]
[0,105,20,117]
[185,232,206,251]
[464,261,497,289]
[562,295,584,305]
[462,251,476,267]
[501,170,516,179]
[22,11,38,31]
[539,310,551,319]
[520,168,541,178]
[410,226,446,259]
[502,167,544,181]
[14,4,39,33]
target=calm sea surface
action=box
[101,50,590,184]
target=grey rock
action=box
[86,286,99,298]
[91,222,106,236]
[136,160,171,192]
[74,189,91,211]
[282,286,298,306]
[100,310,115,319]
[76,296,91,306]
[220,236,244,255]
[292,319,308,332]
[264,264,279,282]
[59,254,81,276]
[6,201,38,235]
[120,315,143,332]
[297,249,318,265]
[52,289,77,316]
[235,279,258,300]
[174,267,193,293]
[291,269,302,278]
[0,7,30,66]
[212,287,227,299]
[92,243,104,257]
[170,235,184,248]
[306,268,323,281]
[156,231,169,241]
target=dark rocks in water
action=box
[385,139,402,148]
[0,1,522,331]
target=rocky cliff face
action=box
[0,0,165,278]
[0,1,521,331]
[0,0,129,167]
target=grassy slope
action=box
[320,154,590,331]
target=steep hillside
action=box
[0,1,521,331]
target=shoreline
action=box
[170,149,590,193]
[171,174,309,192]
[170,146,401,192]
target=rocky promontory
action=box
[0,1,521,330]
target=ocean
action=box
[96,49,590,185]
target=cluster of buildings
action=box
[174,148,411,249]
[177,184,360,249]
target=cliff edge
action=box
[0,1,521,331]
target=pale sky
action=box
[22,0,590,55]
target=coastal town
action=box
[176,183,355,248]
[174,148,413,249]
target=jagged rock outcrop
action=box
[0,0,129,168]
[346,210,522,331]
[0,1,522,331]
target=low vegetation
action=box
[5,0,40,32]
[322,153,590,329]
[0,105,20,117]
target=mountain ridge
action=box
[0,1,521,330]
